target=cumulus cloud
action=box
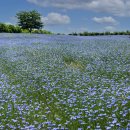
[104,26,116,32]
[41,12,70,25]
[27,0,130,16]
[92,16,118,25]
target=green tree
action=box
[7,25,16,33]
[16,10,43,33]
[0,23,7,32]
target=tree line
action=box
[0,23,52,34]
[69,31,130,36]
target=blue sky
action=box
[0,0,130,33]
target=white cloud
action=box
[27,0,130,16]
[41,12,70,25]
[104,26,116,32]
[92,16,118,25]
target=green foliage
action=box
[0,23,22,33]
[70,31,130,36]
[69,32,78,36]
[7,25,21,33]
[32,29,53,34]
[16,10,43,33]
[63,55,75,65]
[0,23,8,32]
[15,26,22,33]
[63,54,86,71]
[0,22,52,34]
[21,29,29,33]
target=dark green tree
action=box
[0,23,7,32]
[7,25,16,33]
[16,10,43,33]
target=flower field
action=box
[0,33,130,130]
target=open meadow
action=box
[0,33,130,130]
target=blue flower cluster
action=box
[0,34,130,129]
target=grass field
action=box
[0,34,130,130]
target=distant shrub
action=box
[0,23,8,32]
[71,32,78,36]
[32,29,53,34]
[21,29,29,33]
[0,23,22,33]
[14,26,22,33]
[70,31,130,36]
